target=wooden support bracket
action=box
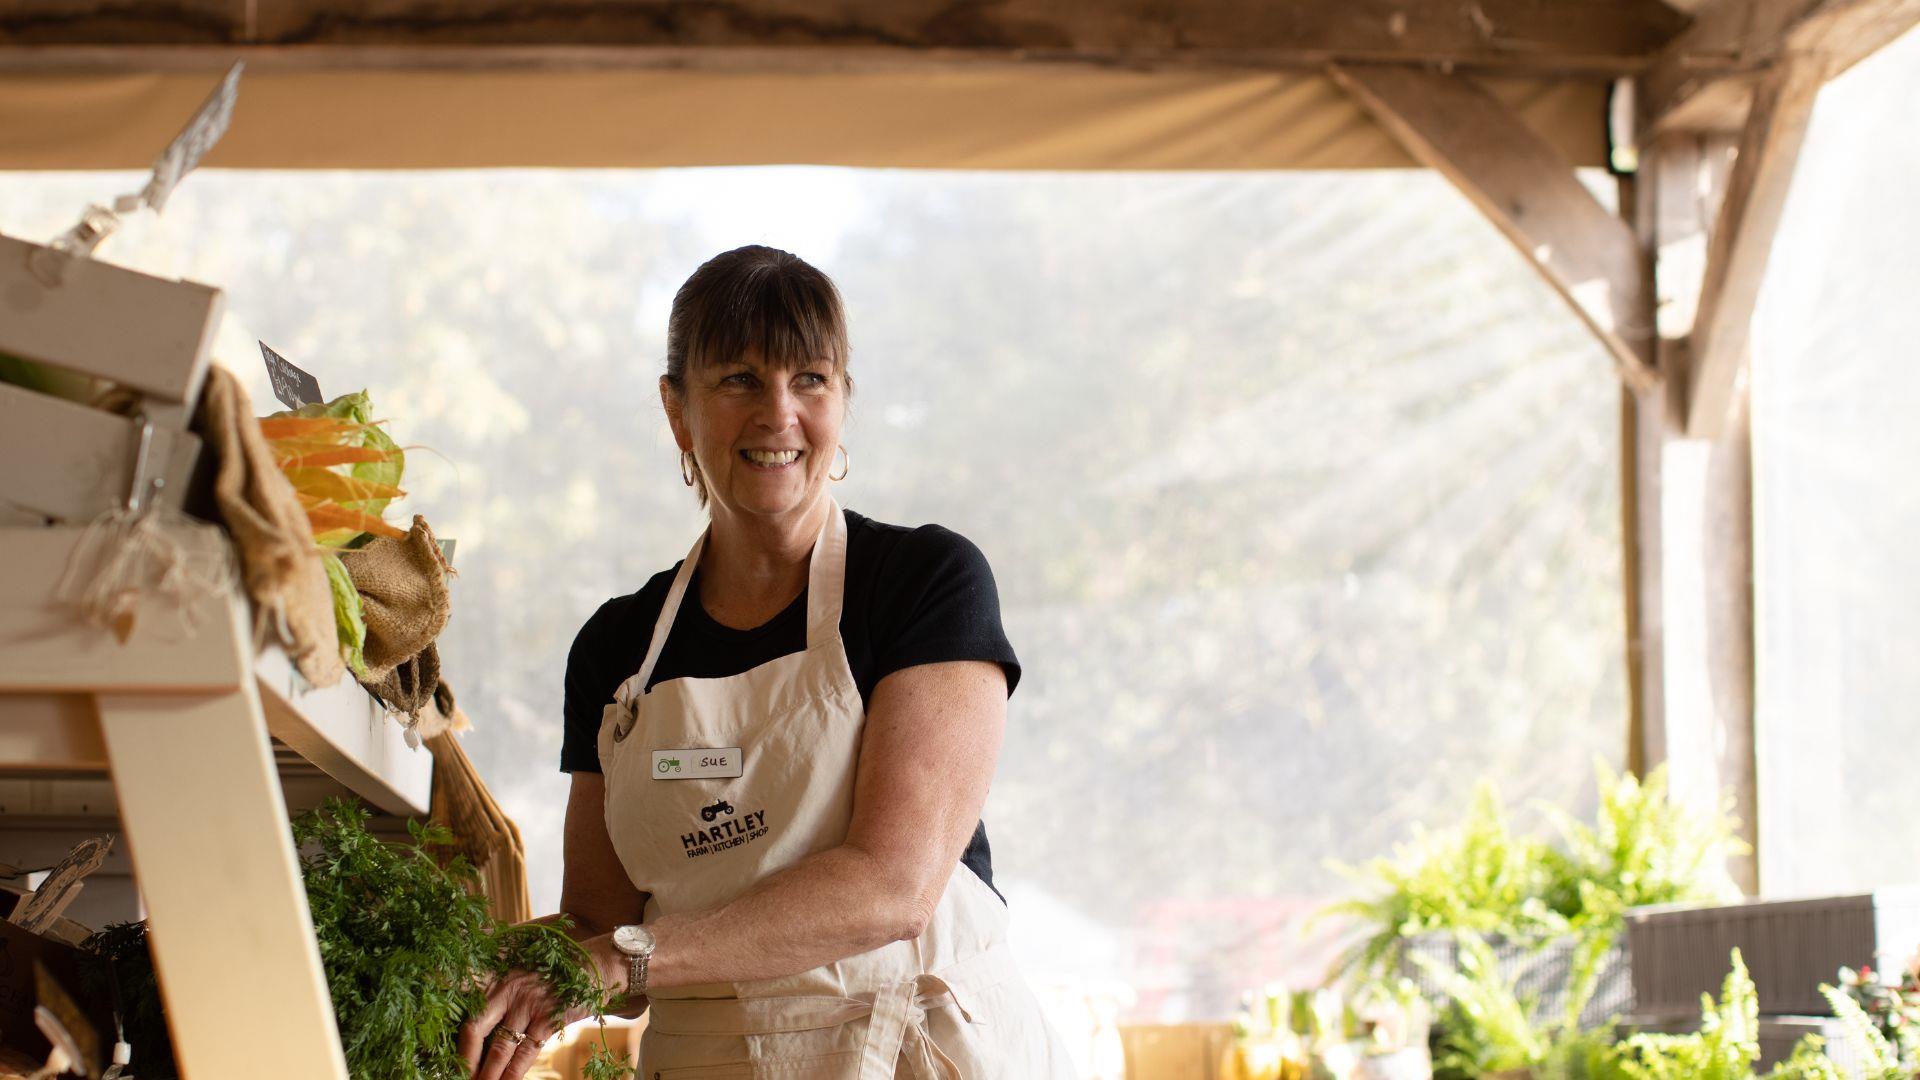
[1683,57,1824,437]
[1640,0,1920,136]
[1328,62,1659,392]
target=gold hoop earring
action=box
[829,445,850,482]
[681,450,698,487]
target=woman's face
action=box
[662,346,846,531]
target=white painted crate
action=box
[0,232,220,524]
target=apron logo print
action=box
[681,808,769,859]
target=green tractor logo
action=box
[657,757,682,775]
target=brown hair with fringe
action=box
[663,245,854,508]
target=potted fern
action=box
[1317,761,1744,1069]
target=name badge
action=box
[652,747,743,780]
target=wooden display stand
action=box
[0,232,432,1078]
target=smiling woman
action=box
[663,245,855,514]
[460,243,1080,1080]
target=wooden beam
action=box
[0,695,105,772]
[1328,63,1658,391]
[1627,138,1761,893]
[0,526,242,694]
[1641,0,1920,134]
[0,0,1689,75]
[1684,57,1822,437]
[98,685,351,1080]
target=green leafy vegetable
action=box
[582,1035,637,1080]
[79,921,179,1079]
[293,797,628,1078]
[274,390,405,518]
[266,389,409,546]
[0,352,96,402]
[320,549,369,678]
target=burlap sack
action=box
[192,366,344,688]
[337,514,451,681]
[372,640,440,718]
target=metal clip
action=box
[26,204,123,288]
[125,412,165,516]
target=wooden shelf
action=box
[0,530,434,818]
[1,232,360,1078]
[0,522,440,1080]
[256,640,433,818]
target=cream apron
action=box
[598,498,1078,1080]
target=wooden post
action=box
[93,590,350,1079]
[1628,136,1760,894]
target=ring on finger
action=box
[492,1026,528,1045]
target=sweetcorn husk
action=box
[192,366,343,687]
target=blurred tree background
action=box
[0,164,1624,1020]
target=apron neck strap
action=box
[630,497,845,694]
[805,496,848,649]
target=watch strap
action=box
[627,950,650,997]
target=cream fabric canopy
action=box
[0,65,1607,170]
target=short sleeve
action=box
[559,601,622,774]
[870,525,1022,698]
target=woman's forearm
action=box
[611,844,932,991]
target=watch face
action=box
[613,924,655,956]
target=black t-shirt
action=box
[561,507,1020,899]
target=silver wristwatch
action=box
[611,923,656,998]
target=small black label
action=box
[261,341,323,409]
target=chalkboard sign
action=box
[261,342,323,410]
[142,61,243,213]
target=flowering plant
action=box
[1837,954,1920,1072]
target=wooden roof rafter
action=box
[1,0,1693,75]
[1640,0,1920,134]
[1329,62,1660,392]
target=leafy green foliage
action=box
[1321,763,1749,1080]
[1418,948,1907,1080]
[1538,763,1745,930]
[581,1036,636,1080]
[1815,984,1907,1080]
[1321,784,1563,982]
[1609,951,1763,1080]
[1419,928,1627,1080]
[1833,961,1920,1072]
[1321,760,1743,991]
[1590,953,1898,1080]
[1421,935,1551,1078]
[293,797,631,1078]
[79,921,178,1079]
[1537,1025,1635,1080]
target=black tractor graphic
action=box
[700,799,735,822]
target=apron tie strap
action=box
[647,943,1018,1077]
[857,973,974,1080]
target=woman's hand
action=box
[459,967,594,1080]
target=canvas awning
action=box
[0,65,1609,171]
